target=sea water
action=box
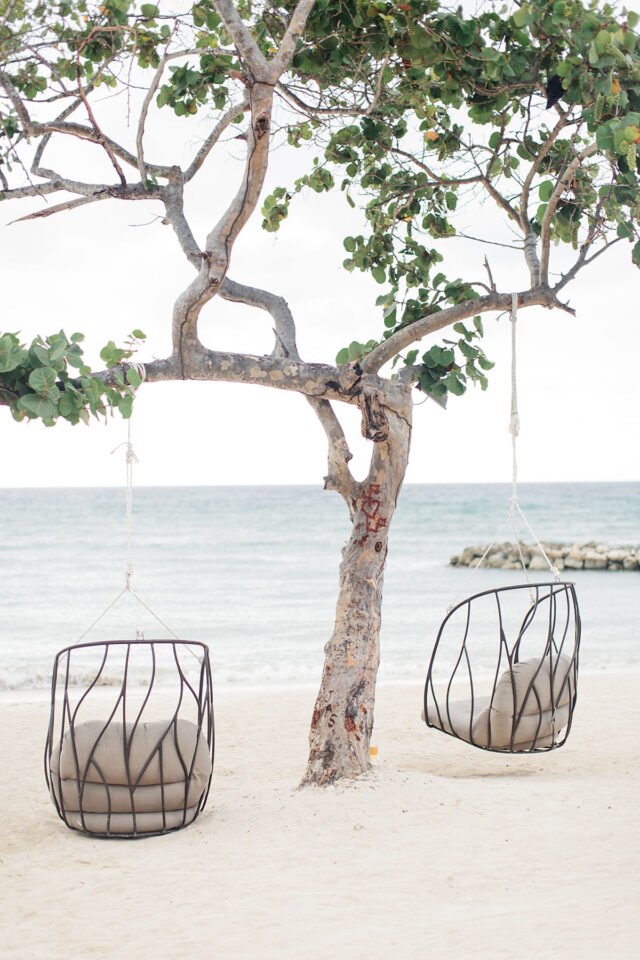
[0,483,638,691]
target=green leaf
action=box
[539,181,554,202]
[371,266,386,284]
[440,348,455,366]
[130,329,146,340]
[595,30,612,56]
[17,394,57,419]
[118,395,133,419]
[513,4,533,28]
[478,355,495,371]
[0,334,24,373]
[126,368,142,388]
[632,241,640,267]
[140,3,159,18]
[458,340,477,359]
[28,366,58,397]
[336,348,350,365]
[444,373,465,396]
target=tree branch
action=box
[184,95,250,182]
[8,192,112,222]
[555,235,623,291]
[269,0,317,79]
[136,47,233,184]
[213,0,269,79]
[539,141,598,284]
[360,286,569,375]
[519,115,568,231]
[218,277,357,504]
[30,119,173,178]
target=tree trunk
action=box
[302,398,412,785]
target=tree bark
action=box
[302,390,412,785]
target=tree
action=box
[1,0,639,784]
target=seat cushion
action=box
[425,655,574,751]
[424,695,491,741]
[49,718,212,829]
[60,806,201,836]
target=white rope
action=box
[72,418,203,662]
[447,292,560,611]
[111,419,137,592]
[128,361,147,383]
[507,292,560,585]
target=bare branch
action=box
[1,181,63,201]
[219,278,300,359]
[481,175,522,227]
[539,141,598,284]
[162,173,203,269]
[136,47,231,184]
[483,256,497,292]
[213,0,269,79]
[50,120,170,177]
[0,71,31,129]
[217,275,357,504]
[360,286,568,375]
[312,398,357,508]
[184,95,250,182]
[519,115,568,230]
[391,145,482,187]
[8,192,111,222]
[73,48,126,188]
[269,0,317,79]
[555,235,623,291]
[275,82,370,117]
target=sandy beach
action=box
[1,674,638,959]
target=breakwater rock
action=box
[450,542,639,572]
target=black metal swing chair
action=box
[45,636,214,838]
[44,422,214,839]
[422,295,581,755]
[423,581,581,753]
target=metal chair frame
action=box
[424,581,581,753]
[45,638,214,839]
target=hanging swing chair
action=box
[44,420,214,838]
[423,295,582,754]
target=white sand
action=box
[1,675,638,959]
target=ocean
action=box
[0,483,638,692]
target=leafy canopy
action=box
[1,1,639,415]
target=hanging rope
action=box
[72,415,202,661]
[122,418,137,592]
[507,293,560,585]
[447,293,560,610]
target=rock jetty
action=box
[450,542,639,572]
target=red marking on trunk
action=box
[361,483,387,534]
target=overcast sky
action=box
[2,19,639,489]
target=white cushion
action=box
[49,718,211,832]
[426,655,574,751]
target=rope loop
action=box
[128,361,147,383]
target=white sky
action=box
[1,16,639,488]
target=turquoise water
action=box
[0,483,638,690]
